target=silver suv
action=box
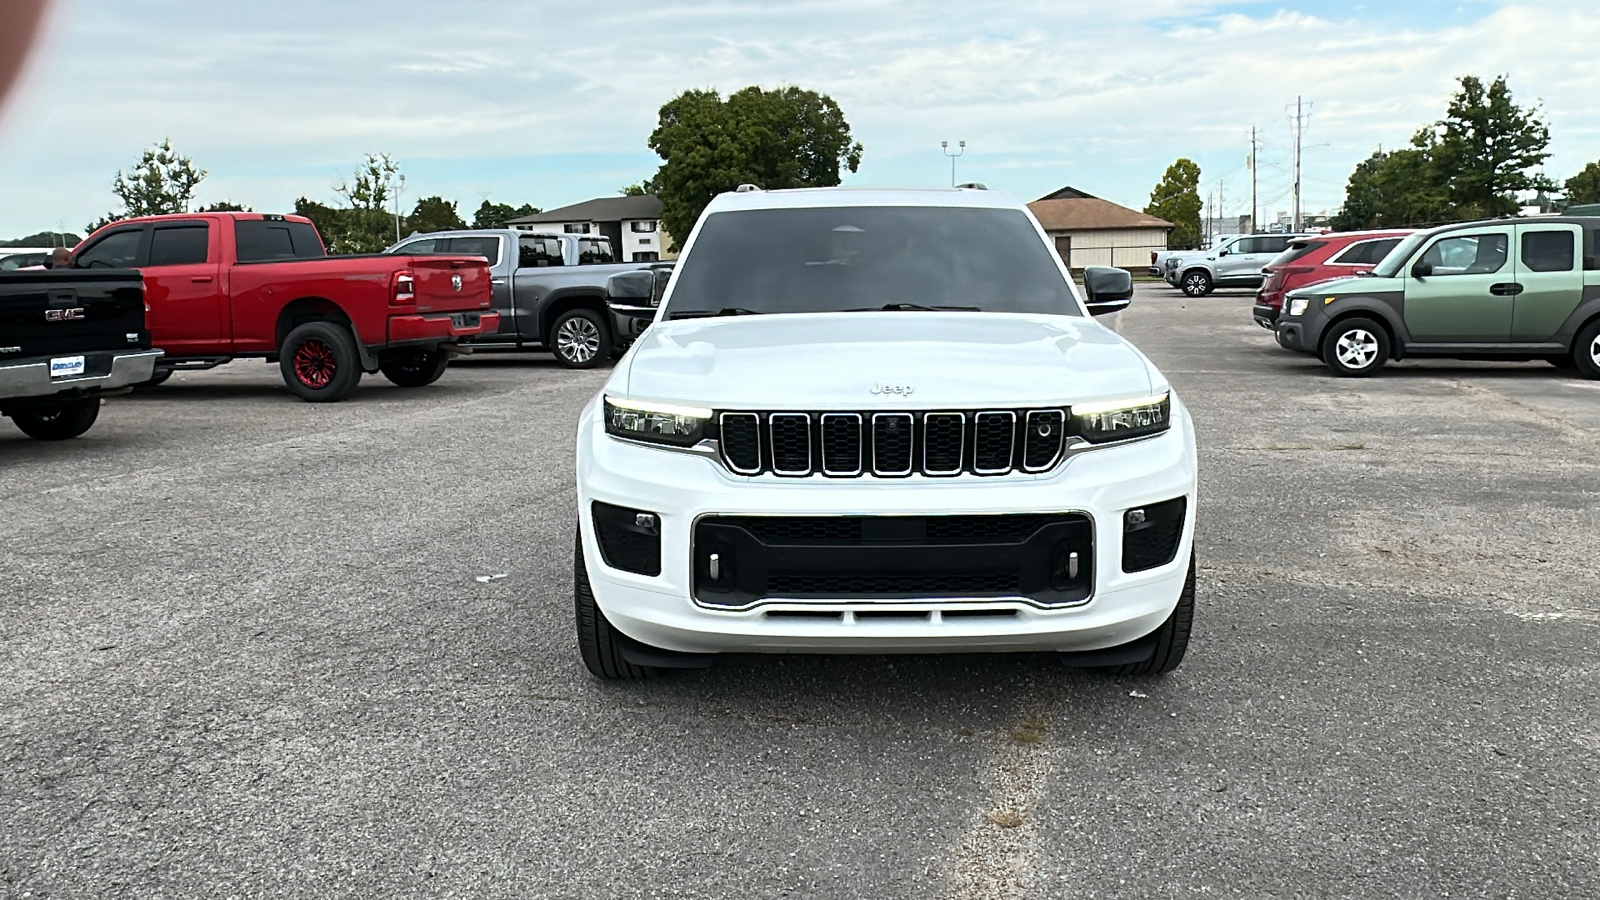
[1166,233,1316,297]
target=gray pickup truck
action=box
[385,229,659,368]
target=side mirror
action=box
[606,269,654,301]
[650,266,673,307]
[1217,249,1230,257]
[1411,261,1433,279]
[1082,266,1133,317]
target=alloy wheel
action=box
[292,339,337,388]
[1336,329,1379,370]
[1590,334,1600,367]
[558,317,601,365]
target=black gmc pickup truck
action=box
[0,269,162,440]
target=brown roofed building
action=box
[1027,186,1173,272]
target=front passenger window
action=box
[1420,233,1508,276]
[75,229,142,268]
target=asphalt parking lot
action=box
[3,283,1598,898]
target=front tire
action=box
[1102,555,1195,676]
[1320,317,1390,377]
[575,530,657,680]
[280,321,362,402]
[550,308,612,369]
[378,348,449,388]
[1180,270,1213,297]
[1574,319,1600,381]
[11,398,100,440]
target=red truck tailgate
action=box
[405,256,493,314]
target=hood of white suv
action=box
[618,312,1160,409]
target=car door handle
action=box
[1489,282,1523,296]
[491,278,507,285]
[190,276,214,284]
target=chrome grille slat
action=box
[769,413,812,476]
[718,408,1066,478]
[872,413,914,476]
[820,413,864,476]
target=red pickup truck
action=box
[70,212,498,401]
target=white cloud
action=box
[1,0,1597,235]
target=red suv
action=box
[1252,229,1413,328]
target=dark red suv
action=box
[1252,229,1413,328]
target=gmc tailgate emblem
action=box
[45,308,86,322]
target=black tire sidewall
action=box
[279,321,362,402]
[1574,321,1600,380]
[1320,317,1390,377]
[574,529,655,680]
[551,309,612,369]
[11,397,100,440]
[379,348,449,388]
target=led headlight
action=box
[1071,393,1171,444]
[603,397,712,447]
[1286,295,1311,317]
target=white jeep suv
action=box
[574,187,1198,679]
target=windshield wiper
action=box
[667,307,764,320]
[841,303,983,312]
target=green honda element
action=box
[1274,217,1600,378]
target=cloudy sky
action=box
[1,0,1597,238]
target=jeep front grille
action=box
[716,409,1066,478]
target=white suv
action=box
[574,187,1198,679]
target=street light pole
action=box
[941,140,966,187]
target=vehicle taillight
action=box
[393,270,415,306]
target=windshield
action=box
[1370,231,1428,278]
[663,206,1079,318]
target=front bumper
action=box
[1252,302,1280,329]
[1275,316,1316,352]
[0,349,162,402]
[388,311,501,346]
[576,397,1198,656]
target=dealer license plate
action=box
[50,356,86,378]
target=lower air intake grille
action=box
[1122,496,1186,572]
[591,501,661,576]
[768,573,1020,596]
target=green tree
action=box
[88,138,206,232]
[1144,159,1202,249]
[0,230,79,248]
[1417,74,1553,219]
[619,181,652,197]
[200,200,250,212]
[406,196,466,235]
[327,153,405,253]
[1331,148,1449,230]
[648,85,864,248]
[293,197,346,249]
[471,199,539,229]
[1565,160,1600,205]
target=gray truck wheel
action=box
[379,348,449,388]
[1180,270,1212,297]
[280,321,362,402]
[11,398,100,440]
[551,309,612,369]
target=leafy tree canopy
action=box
[1565,160,1600,206]
[87,138,206,232]
[0,230,79,248]
[407,196,466,235]
[1417,74,1553,219]
[472,199,539,229]
[1144,158,1203,249]
[648,85,864,247]
[1329,148,1450,230]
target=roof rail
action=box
[735,183,762,193]
[956,182,988,190]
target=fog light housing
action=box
[591,501,662,576]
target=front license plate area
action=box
[50,356,86,378]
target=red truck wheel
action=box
[279,321,362,402]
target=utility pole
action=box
[1218,179,1225,235]
[1250,126,1259,234]
[941,140,966,187]
[1292,96,1304,232]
